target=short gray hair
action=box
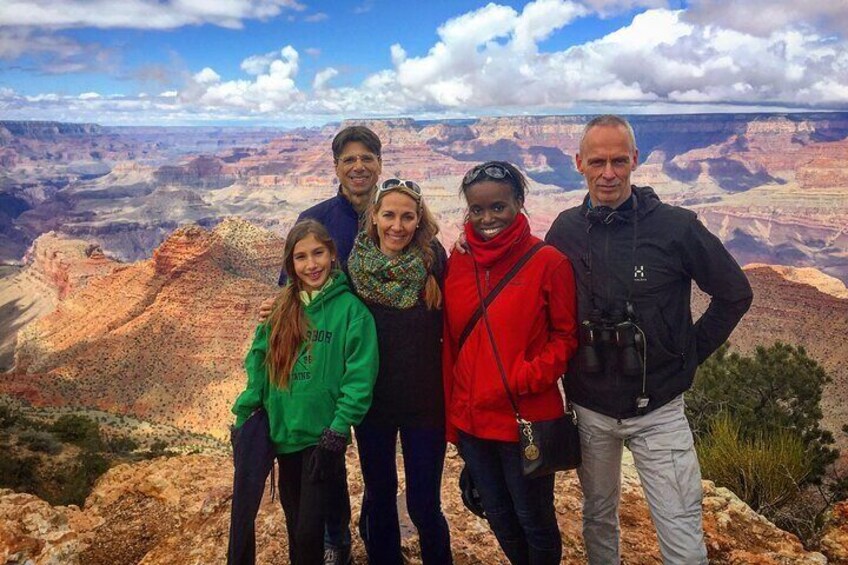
[579,115,637,154]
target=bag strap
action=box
[457,241,546,351]
[471,253,525,423]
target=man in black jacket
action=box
[546,115,753,564]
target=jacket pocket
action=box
[639,305,684,372]
[278,388,336,446]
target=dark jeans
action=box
[356,423,452,565]
[277,447,351,565]
[324,489,352,550]
[458,431,561,565]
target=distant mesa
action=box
[1,113,847,286]
[744,263,848,299]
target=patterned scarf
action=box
[348,231,427,309]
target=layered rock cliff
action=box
[3,114,846,284]
[1,449,843,564]
[6,218,282,438]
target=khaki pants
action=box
[575,395,708,565]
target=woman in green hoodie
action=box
[231,219,379,565]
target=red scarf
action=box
[464,213,531,269]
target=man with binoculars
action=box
[546,115,753,564]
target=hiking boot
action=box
[323,546,352,565]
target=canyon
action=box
[2,114,847,283]
[1,115,847,562]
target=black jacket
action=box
[545,186,753,419]
[359,241,448,429]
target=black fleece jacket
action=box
[359,241,448,429]
[546,186,753,419]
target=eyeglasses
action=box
[462,163,513,186]
[376,178,422,202]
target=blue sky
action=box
[1,0,847,125]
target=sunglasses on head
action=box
[462,163,513,186]
[376,178,422,202]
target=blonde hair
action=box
[266,220,337,389]
[365,188,442,310]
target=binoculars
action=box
[577,308,644,377]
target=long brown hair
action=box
[266,220,338,389]
[365,187,442,309]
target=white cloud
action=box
[4,0,848,124]
[313,68,338,90]
[352,1,373,15]
[0,0,306,30]
[78,92,101,99]
[304,12,328,22]
[241,51,277,75]
[193,67,221,85]
[684,0,848,37]
[182,45,301,111]
[0,27,118,74]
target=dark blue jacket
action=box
[278,188,361,286]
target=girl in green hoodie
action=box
[231,219,379,565]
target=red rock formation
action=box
[7,219,283,438]
[822,501,848,564]
[0,450,834,565]
[23,232,120,300]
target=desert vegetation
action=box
[688,342,848,547]
[0,400,225,507]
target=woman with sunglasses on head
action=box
[347,178,453,564]
[443,161,579,565]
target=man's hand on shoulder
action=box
[259,297,276,322]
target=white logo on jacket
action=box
[634,265,647,282]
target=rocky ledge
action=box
[1,449,844,565]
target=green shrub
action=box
[51,414,102,451]
[50,451,111,507]
[698,414,811,514]
[19,430,63,455]
[104,435,139,454]
[0,451,38,491]
[689,343,837,485]
[0,405,18,429]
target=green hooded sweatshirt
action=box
[231,272,378,454]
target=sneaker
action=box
[323,546,352,565]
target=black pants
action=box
[277,447,350,565]
[228,410,275,565]
[356,423,452,564]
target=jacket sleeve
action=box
[231,324,269,428]
[681,216,753,363]
[442,292,459,445]
[329,310,379,437]
[515,257,579,395]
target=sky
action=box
[1,0,847,126]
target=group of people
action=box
[229,116,753,565]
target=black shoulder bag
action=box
[467,243,581,478]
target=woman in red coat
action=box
[443,161,578,565]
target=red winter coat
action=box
[443,214,578,443]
